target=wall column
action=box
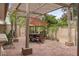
[65,6,74,46]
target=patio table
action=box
[29,33,40,42]
[0,34,8,56]
[29,33,45,43]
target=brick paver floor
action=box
[4,37,77,56]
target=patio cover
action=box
[9,3,71,17]
[8,3,73,49]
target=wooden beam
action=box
[16,9,44,15]
[45,4,73,14]
[16,3,21,10]
[4,3,9,20]
[56,3,72,7]
[45,6,64,14]
[31,12,44,15]
[16,7,64,16]
[32,3,46,12]
[16,4,67,15]
[25,3,30,48]
[77,3,79,56]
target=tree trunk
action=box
[10,21,13,44]
[55,30,58,40]
[15,17,17,38]
[18,26,21,36]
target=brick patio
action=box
[4,37,77,56]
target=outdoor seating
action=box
[29,33,45,43]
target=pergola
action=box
[9,3,75,55]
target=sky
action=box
[48,9,64,19]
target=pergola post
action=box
[71,6,77,46]
[77,3,79,56]
[14,12,18,42]
[25,3,30,48]
[65,6,74,46]
[22,3,32,56]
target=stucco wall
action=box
[0,24,6,33]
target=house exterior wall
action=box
[0,24,6,33]
[0,24,11,33]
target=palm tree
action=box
[9,11,26,43]
[17,16,26,36]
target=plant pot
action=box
[22,48,32,56]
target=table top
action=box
[30,33,40,35]
[0,34,8,43]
